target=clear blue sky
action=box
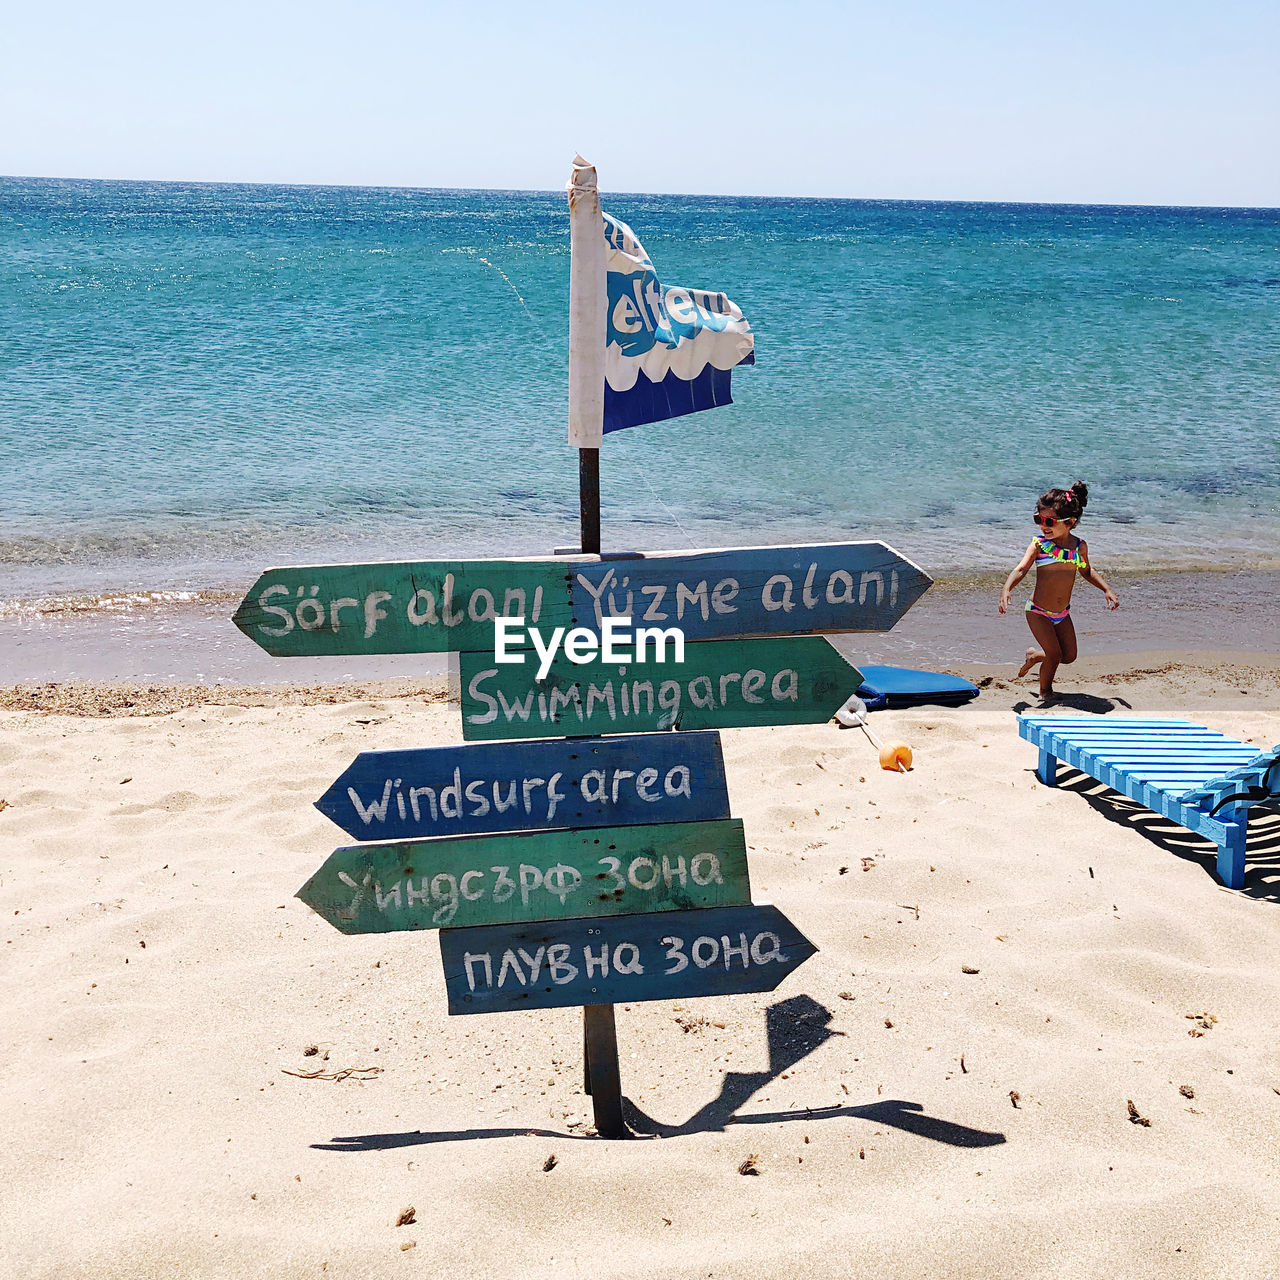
[5,0,1277,205]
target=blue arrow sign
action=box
[439,903,816,1015]
[315,731,730,842]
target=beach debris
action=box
[835,696,913,771]
[897,904,920,920]
[676,1014,716,1034]
[119,777,132,785]
[837,991,854,1001]
[1126,1100,1151,1126]
[1009,1090,1021,1108]
[1185,1012,1217,1036]
[542,1155,558,1173]
[838,866,849,875]
[303,1045,319,1057]
[961,966,980,975]
[960,1055,967,1074]
[400,1242,416,1252]
[859,1148,865,1159]
[1179,1085,1195,1099]
[281,1065,383,1082]
[0,798,10,812]
[861,857,875,872]
[395,1207,416,1227]
[662,1218,672,1227]
[737,1155,761,1175]
[884,1019,894,1029]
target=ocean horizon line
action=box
[4,172,1278,214]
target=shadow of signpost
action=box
[623,995,1004,1148]
[314,993,1004,1151]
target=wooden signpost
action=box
[439,904,815,1015]
[232,541,930,658]
[459,637,863,740]
[297,819,751,933]
[250,161,931,1140]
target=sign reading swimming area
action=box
[315,732,729,842]
[459,637,862,740]
[439,903,816,1014]
[233,543,930,657]
[297,819,750,934]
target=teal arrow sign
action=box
[439,903,817,1015]
[459,637,862,740]
[232,543,929,658]
[296,819,751,933]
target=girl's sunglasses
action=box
[1034,513,1064,527]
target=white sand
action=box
[2,652,1279,1279]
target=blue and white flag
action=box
[602,212,754,434]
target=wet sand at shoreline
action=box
[2,568,1276,685]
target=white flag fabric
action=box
[602,211,754,433]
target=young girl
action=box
[999,482,1119,701]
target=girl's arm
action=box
[998,542,1038,613]
[1078,542,1120,610]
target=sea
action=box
[2,177,1278,681]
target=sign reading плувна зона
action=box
[232,542,931,657]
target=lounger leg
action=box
[1037,749,1058,786]
[1216,818,1247,890]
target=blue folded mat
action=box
[855,664,980,710]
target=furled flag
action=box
[601,212,755,433]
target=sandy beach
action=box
[3,651,1279,1279]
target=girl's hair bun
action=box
[1068,481,1089,511]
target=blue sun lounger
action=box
[1018,717,1280,889]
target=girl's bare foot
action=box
[1017,647,1042,678]
[1037,689,1060,706]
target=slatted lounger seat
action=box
[1018,717,1280,889]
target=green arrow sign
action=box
[232,557,577,657]
[296,819,751,933]
[233,543,929,658]
[459,637,862,740]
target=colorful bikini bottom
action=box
[1026,601,1070,623]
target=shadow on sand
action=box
[1054,769,1280,900]
[314,995,1006,1150]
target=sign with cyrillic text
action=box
[315,732,729,842]
[439,903,815,1015]
[296,819,750,934]
[459,637,862,740]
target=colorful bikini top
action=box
[1034,535,1085,570]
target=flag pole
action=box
[567,155,625,1140]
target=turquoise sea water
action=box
[2,177,1279,611]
